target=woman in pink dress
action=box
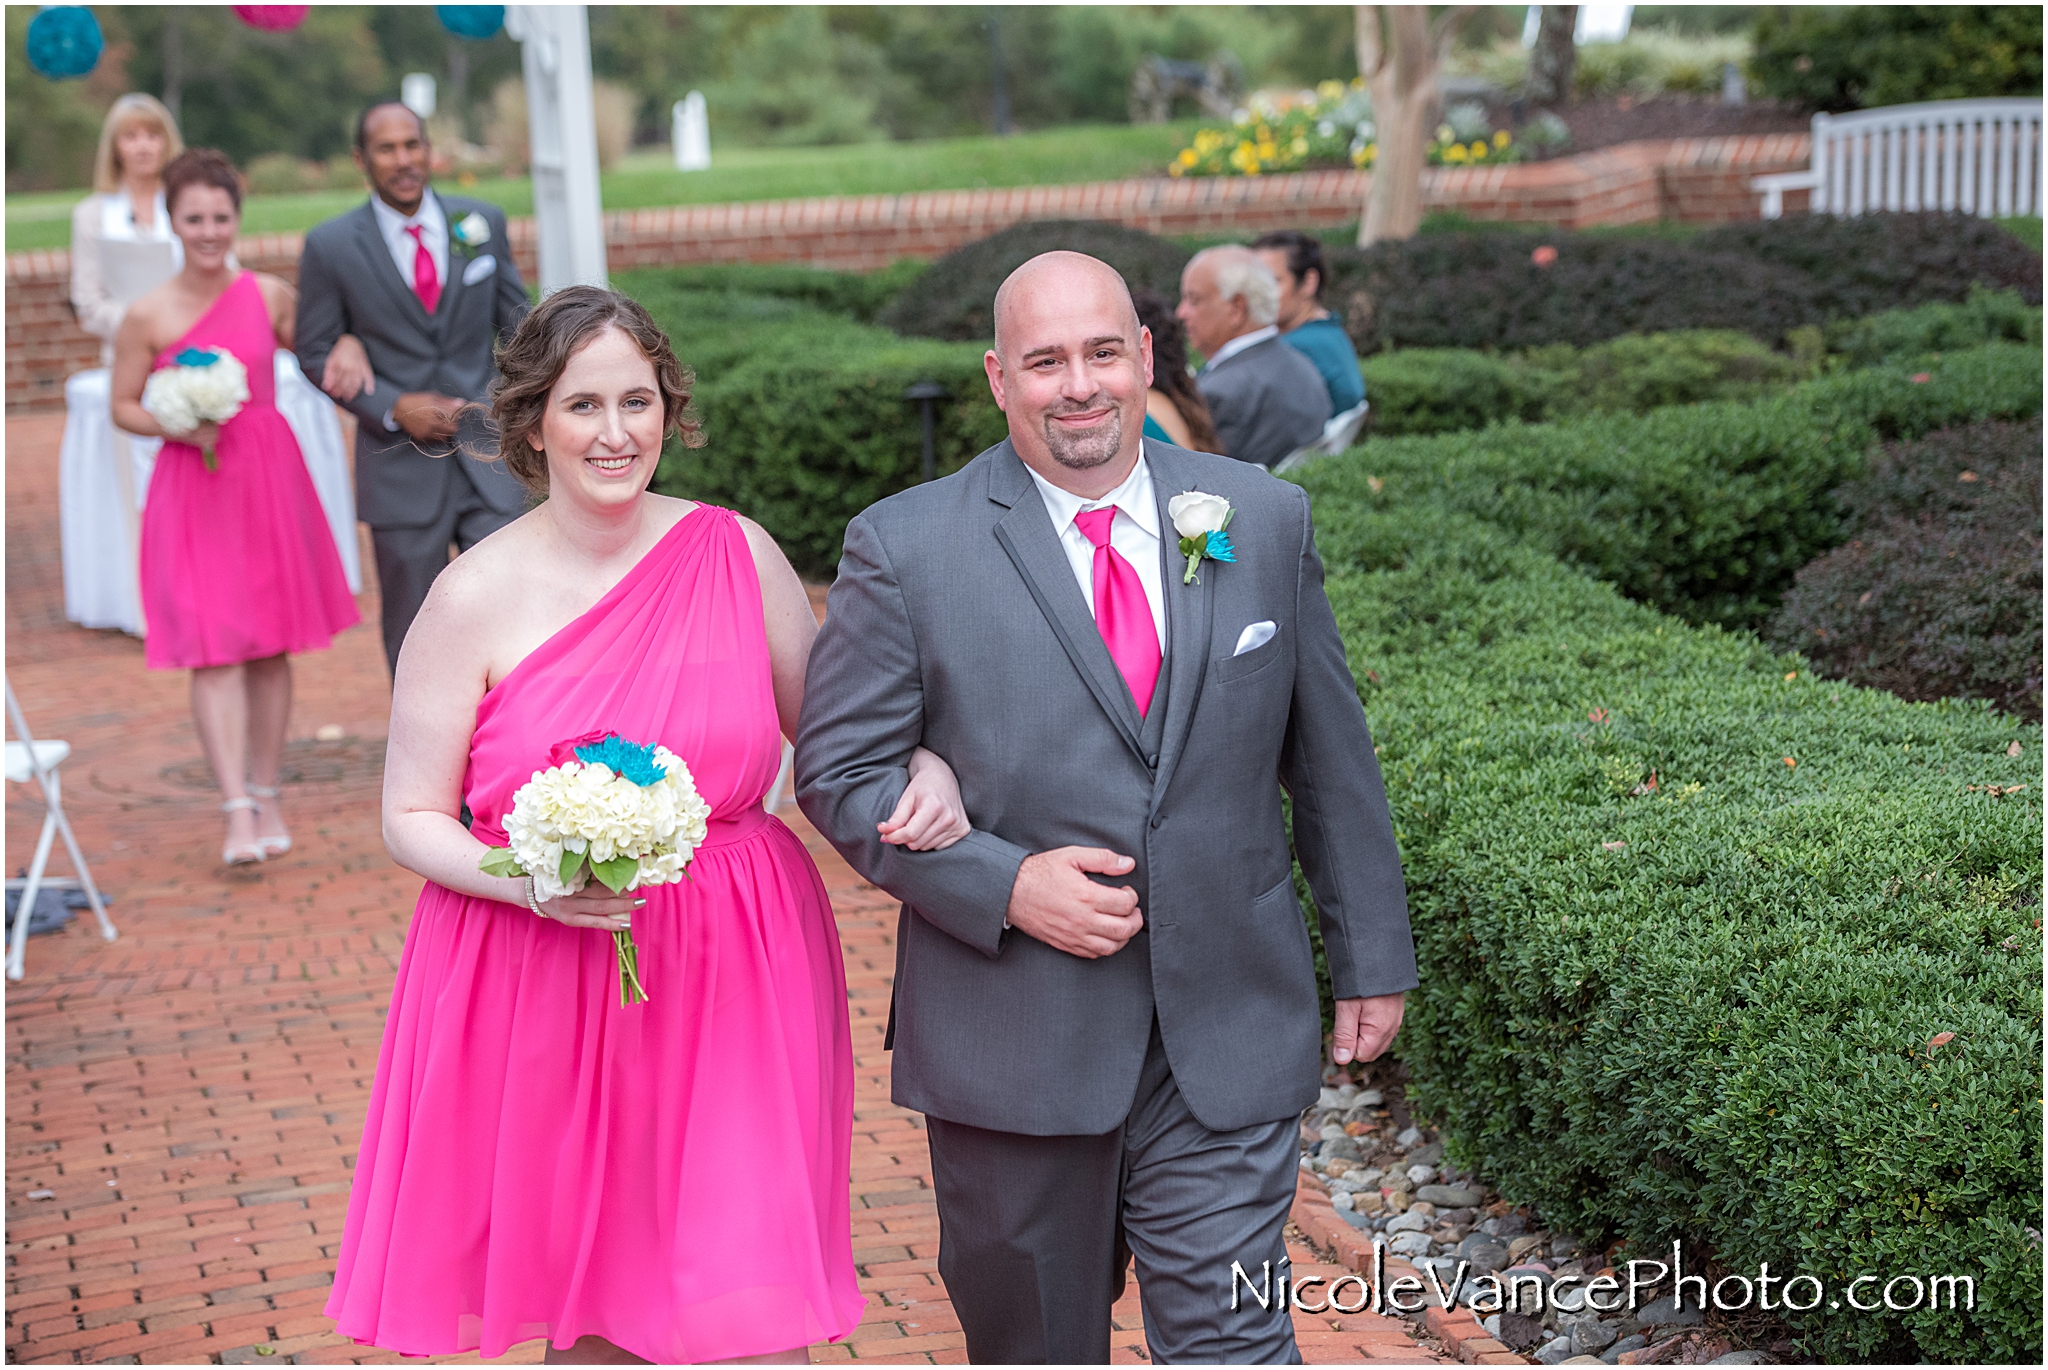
[326,286,969,1364]
[110,148,367,865]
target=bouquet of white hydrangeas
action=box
[141,346,249,471]
[480,730,712,1005]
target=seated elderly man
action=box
[1176,244,1332,468]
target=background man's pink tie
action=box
[406,224,441,314]
[1073,507,1161,716]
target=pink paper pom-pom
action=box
[232,7,311,32]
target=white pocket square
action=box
[1233,621,1277,656]
[461,254,497,286]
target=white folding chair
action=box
[1274,400,1371,476]
[6,680,116,981]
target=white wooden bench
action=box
[1753,98,2042,219]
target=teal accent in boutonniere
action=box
[1177,509,1236,585]
[450,210,492,261]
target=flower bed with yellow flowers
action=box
[1168,78,1522,178]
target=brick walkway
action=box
[6,414,1444,1365]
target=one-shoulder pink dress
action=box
[326,506,864,1363]
[138,271,358,669]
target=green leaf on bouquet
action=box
[590,853,640,894]
[558,847,587,889]
[479,846,526,878]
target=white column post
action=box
[505,5,608,293]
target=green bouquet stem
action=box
[614,927,649,1006]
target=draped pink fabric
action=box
[326,505,863,1363]
[138,271,359,669]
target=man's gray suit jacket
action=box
[293,193,530,530]
[796,438,1417,1139]
[1198,335,1333,468]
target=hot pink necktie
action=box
[1073,507,1162,717]
[406,224,441,314]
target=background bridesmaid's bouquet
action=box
[480,731,712,1005]
[140,346,249,471]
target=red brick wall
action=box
[6,136,1808,415]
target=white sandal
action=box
[247,783,292,857]
[221,797,266,866]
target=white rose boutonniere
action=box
[451,211,492,259]
[1167,490,1237,584]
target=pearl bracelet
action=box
[524,875,545,918]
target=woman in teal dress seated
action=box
[1252,230,1367,416]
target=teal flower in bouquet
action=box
[573,733,667,787]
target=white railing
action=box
[1754,98,2042,219]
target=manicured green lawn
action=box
[4,122,1196,253]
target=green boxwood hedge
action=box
[1361,330,1809,437]
[1323,213,2041,355]
[1285,334,2044,1359]
[1305,502,2041,1362]
[1311,343,2042,629]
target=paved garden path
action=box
[6,415,1441,1365]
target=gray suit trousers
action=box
[369,476,515,673]
[927,1020,1301,1365]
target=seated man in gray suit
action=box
[1178,244,1332,468]
[798,251,1414,1363]
[295,102,531,673]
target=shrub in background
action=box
[1692,214,2044,320]
[1824,286,2043,368]
[878,219,1192,342]
[1450,24,1750,100]
[1316,344,2042,628]
[1325,213,2043,356]
[1749,4,2044,112]
[1306,503,2041,1362]
[1362,330,1805,437]
[634,260,929,324]
[1769,418,2043,721]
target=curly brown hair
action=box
[488,286,704,496]
[162,148,242,215]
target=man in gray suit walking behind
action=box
[296,102,531,672]
[797,252,1416,1363]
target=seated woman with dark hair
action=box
[1251,229,1366,415]
[1131,287,1223,455]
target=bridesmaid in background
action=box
[110,150,365,867]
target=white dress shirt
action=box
[1202,323,1279,372]
[369,188,449,299]
[1025,444,1167,652]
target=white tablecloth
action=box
[59,353,362,638]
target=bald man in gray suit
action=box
[798,252,1415,1363]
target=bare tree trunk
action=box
[1356,5,1480,247]
[1525,5,1578,107]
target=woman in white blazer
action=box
[60,95,187,635]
